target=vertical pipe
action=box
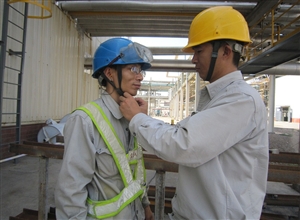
[185,73,190,117]
[268,75,275,133]
[179,88,183,120]
[148,85,151,115]
[175,93,179,121]
[155,170,165,220]
[38,157,49,220]
[194,73,201,111]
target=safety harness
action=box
[77,102,146,219]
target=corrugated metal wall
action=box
[1,2,110,124]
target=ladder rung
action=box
[2,112,20,115]
[7,35,23,45]
[8,49,23,56]
[4,81,20,86]
[5,66,21,72]
[9,4,26,17]
[8,20,24,31]
[3,97,20,101]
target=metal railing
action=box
[244,0,300,61]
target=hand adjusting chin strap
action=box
[205,41,221,82]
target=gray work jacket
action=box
[129,71,269,220]
[55,92,149,220]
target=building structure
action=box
[0,0,300,160]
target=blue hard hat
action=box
[92,38,152,79]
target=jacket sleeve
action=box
[141,191,150,208]
[129,94,257,168]
[55,113,96,219]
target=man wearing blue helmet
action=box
[55,38,154,220]
[93,38,152,96]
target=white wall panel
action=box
[1,2,108,124]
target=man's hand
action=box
[144,205,154,220]
[135,97,148,114]
[119,92,148,121]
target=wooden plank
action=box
[265,194,300,207]
[9,144,64,159]
[268,169,300,184]
[143,153,178,173]
[23,141,64,149]
[269,164,300,171]
[260,212,290,220]
[269,153,300,165]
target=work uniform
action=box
[129,71,269,220]
[55,92,150,220]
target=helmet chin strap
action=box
[105,66,124,96]
[116,66,124,96]
[205,41,221,82]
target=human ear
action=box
[104,67,114,81]
[223,45,232,57]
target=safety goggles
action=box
[108,42,153,66]
[130,66,146,78]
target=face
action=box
[119,64,144,96]
[192,43,213,80]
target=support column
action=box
[38,157,49,220]
[175,93,179,120]
[148,86,151,115]
[194,73,201,111]
[185,73,190,117]
[154,170,166,220]
[268,75,275,133]
[179,88,183,120]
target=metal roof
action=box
[56,0,300,76]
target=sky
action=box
[131,37,189,82]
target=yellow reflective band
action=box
[87,181,144,219]
[78,103,132,185]
[77,102,147,219]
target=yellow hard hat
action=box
[182,6,251,53]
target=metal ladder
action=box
[0,2,28,152]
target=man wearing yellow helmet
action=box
[182,5,252,83]
[119,6,268,220]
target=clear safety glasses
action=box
[130,66,146,78]
[108,42,153,66]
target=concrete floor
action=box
[0,157,174,219]
[0,121,299,219]
[0,156,58,219]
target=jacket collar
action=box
[206,70,243,99]
[101,91,124,120]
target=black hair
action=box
[97,65,118,87]
[213,40,242,67]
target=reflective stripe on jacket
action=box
[77,102,146,219]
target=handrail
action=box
[7,0,52,19]
[244,0,300,62]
